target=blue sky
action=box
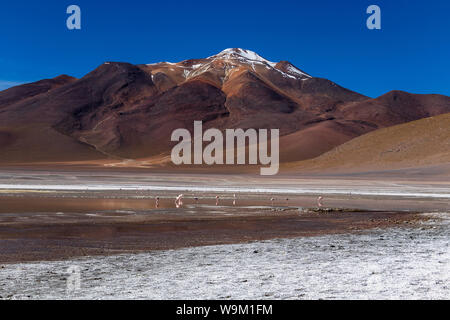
[0,0,449,97]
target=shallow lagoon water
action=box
[1,213,448,300]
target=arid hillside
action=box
[291,113,450,174]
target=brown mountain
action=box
[291,112,450,174]
[0,75,76,109]
[0,48,449,166]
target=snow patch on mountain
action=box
[209,48,275,66]
[208,48,278,69]
[147,48,312,82]
[284,63,312,78]
[209,48,311,80]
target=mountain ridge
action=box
[0,48,449,168]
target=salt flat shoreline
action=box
[0,168,449,199]
[1,213,448,300]
[1,183,450,199]
[0,169,448,264]
[0,192,432,264]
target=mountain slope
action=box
[292,112,450,172]
[0,48,449,166]
[337,90,450,127]
[0,75,76,109]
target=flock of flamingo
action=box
[154,193,325,208]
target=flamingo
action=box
[215,195,220,206]
[317,196,324,208]
[175,194,184,207]
[233,193,236,206]
[270,197,275,205]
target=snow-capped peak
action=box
[208,48,276,67]
[209,48,311,79]
[146,48,312,81]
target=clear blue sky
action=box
[0,0,449,97]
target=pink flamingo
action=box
[317,196,324,208]
[215,195,220,206]
[175,194,184,207]
[233,193,236,206]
